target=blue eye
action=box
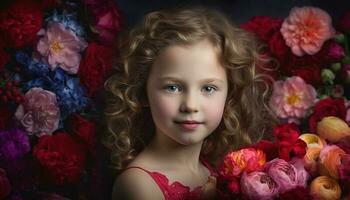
[202,85,217,94]
[164,84,180,93]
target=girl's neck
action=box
[146,133,204,172]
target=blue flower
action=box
[16,52,50,77]
[45,10,86,37]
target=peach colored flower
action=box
[310,176,341,200]
[281,7,335,56]
[317,116,350,143]
[37,22,87,74]
[318,145,346,179]
[220,148,266,178]
[269,76,316,123]
[15,87,60,136]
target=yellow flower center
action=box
[50,40,63,54]
[287,94,300,105]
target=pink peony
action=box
[265,158,309,193]
[37,22,87,74]
[240,172,279,200]
[269,76,316,123]
[281,7,335,56]
[318,145,346,179]
[15,87,60,136]
[219,148,266,178]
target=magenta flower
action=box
[281,7,335,56]
[37,22,87,74]
[240,172,279,200]
[15,87,60,136]
[269,76,316,123]
[265,158,309,193]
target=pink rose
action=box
[15,87,60,136]
[37,22,87,74]
[265,158,309,193]
[269,76,316,123]
[281,7,335,56]
[240,172,279,200]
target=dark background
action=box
[116,0,349,28]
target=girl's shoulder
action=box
[112,162,164,200]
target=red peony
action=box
[78,43,114,97]
[249,139,278,161]
[66,114,97,158]
[273,123,306,161]
[268,32,289,64]
[241,16,283,42]
[0,0,43,48]
[33,132,87,185]
[309,97,347,133]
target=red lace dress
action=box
[124,160,217,200]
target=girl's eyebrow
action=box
[159,77,225,84]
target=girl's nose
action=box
[180,93,199,113]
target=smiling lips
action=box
[175,120,203,130]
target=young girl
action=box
[103,6,276,200]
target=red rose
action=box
[309,97,347,133]
[0,0,43,48]
[0,168,11,199]
[78,43,114,97]
[273,123,306,161]
[241,16,283,42]
[268,32,289,65]
[33,132,87,185]
[66,114,97,158]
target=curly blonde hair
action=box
[103,6,277,171]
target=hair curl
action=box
[103,6,277,171]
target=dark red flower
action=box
[0,168,11,199]
[308,97,347,133]
[78,43,114,97]
[277,186,312,200]
[0,0,43,48]
[33,132,87,185]
[273,123,306,161]
[268,32,289,64]
[241,16,283,42]
[249,139,278,161]
[338,11,350,34]
[336,136,350,154]
[82,0,123,44]
[0,44,10,70]
[0,106,12,130]
[290,64,322,87]
[66,114,97,158]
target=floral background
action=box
[0,0,350,200]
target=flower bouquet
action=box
[0,0,122,199]
[217,6,350,200]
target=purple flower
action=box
[0,129,30,175]
[15,87,60,136]
[240,172,279,200]
[326,41,345,62]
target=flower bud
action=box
[317,116,350,143]
[321,68,335,84]
[310,176,341,200]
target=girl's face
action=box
[146,39,228,145]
